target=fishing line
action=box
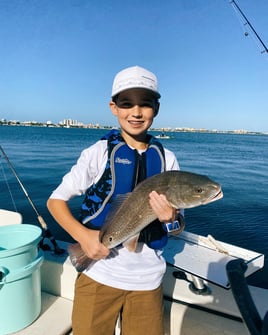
[231,2,266,55]
[230,0,249,36]
[229,0,268,55]
[0,145,65,255]
[0,157,18,212]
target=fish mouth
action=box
[203,189,223,205]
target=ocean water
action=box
[0,126,267,288]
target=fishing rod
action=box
[0,145,65,255]
[229,0,268,54]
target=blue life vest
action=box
[80,129,168,249]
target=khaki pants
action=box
[72,273,164,335]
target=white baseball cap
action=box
[111,66,161,98]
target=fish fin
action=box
[123,234,140,252]
[166,200,179,209]
[104,193,131,224]
[101,194,132,238]
[68,243,95,272]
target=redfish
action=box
[68,170,223,271]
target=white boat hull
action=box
[1,209,267,335]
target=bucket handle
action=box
[0,266,9,284]
[0,255,43,284]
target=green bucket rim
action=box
[0,224,42,257]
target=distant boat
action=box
[155,132,170,139]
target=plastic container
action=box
[0,224,43,334]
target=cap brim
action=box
[112,87,161,99]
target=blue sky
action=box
[0,0,267,132]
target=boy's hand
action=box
[149,190,177,223]
[78,229,110,261]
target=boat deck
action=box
[1,210,267,335]
[13,292,73,335]
[13,236,267,335]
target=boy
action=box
[47,65,180,335]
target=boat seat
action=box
[13,292,73,335]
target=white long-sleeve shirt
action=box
[50,139,179,290]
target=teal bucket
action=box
[0,224,43,335]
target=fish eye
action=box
[109,237,113,242]
[195,187,203,193]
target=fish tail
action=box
[68,243,93,272]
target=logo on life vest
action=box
[115,157,132,165]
